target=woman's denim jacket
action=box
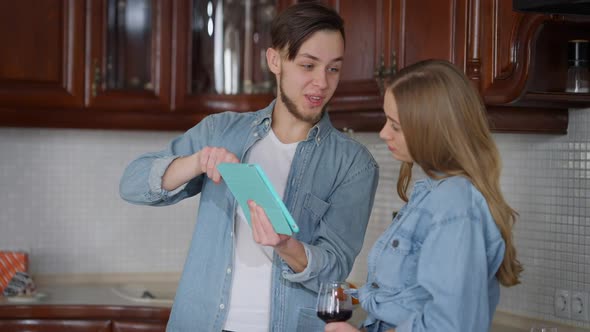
[119,101,379,332]
[359,176,505,332]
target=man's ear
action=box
[266,48,281,75]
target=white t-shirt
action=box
[223,129,299,332]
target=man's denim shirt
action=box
[359,176,505,332]
[119,101,379,332]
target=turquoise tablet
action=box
[217,163,299,235]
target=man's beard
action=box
[279,80,327,125]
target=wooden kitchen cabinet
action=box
[85,0,172,113]
[112,320,166,332]
[0,0,85,110]
[0,0,197,130]
[170,0,281,116]
[314,0,473,131]
[0,0,585,133]
[0,305,169,332]
[480,0,590,108]
[478,0,590,133]
[0,319,111,332]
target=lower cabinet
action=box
[0,305,170,332]
[112,321,167,332]
[0,319,111,332]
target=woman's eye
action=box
[328,67,340,73]
[301,64,314,70]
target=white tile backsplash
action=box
[0,107,589,326]
[0,129,196,274]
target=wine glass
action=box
[316,281,354,323]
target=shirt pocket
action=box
[296,307,325,332]
[374,234,420,291]
[299,192,330,241]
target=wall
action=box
[0,108,588,327]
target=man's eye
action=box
[301,64,313,70]
[328,67,340,73]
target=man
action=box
[119,3,379,331]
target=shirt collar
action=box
[254,99,333,145]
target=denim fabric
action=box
[359,176,505,332]
[119,100,379,332]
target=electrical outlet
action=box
[571,291,588,321]
[555,289,571,318]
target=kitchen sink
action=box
[111,282,176,305]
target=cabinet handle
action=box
[92,59,101,98]
[374,52,398,95]
[386,52,397,78]
[374,53,386,79]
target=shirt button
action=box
[371,282,379,289]
[392,239,399,248]
[230,231,233,237]
[253,133,259,137]
[227,267,232,274]
[219,304,225,310]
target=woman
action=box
[324,59,523,332]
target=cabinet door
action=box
[112,320,166,332]
[86,0,172,111]
[0,319,111,332]
[322,0,470,130]
[392,0,469,70]
[0,0,85,109]
[479,0,590,106]
[320,0,385,113]
[479,0,529,105]
[172,0,278,114]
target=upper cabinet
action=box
[478,0,590,133]
[319,0,472,130]
[86,0,172,112]
[0,0,85,109]
[0,0,588,133]
[172,0,278,114]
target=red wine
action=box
[317,309,353,323]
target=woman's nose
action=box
[379,124,391,141]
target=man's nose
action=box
[313,70,328,89]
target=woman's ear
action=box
[266,48,281,75]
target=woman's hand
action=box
[325,322,361,332]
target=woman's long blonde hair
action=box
[387,59,522,287]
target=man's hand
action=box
[248,200,308,272]
[162,146,238,191]
[196,147,239,184]
[248,200,291,247]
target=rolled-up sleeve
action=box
[119,116,215,206]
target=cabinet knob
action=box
[92,59,101,98]
[374,52,397,95]
[374,54,386,79]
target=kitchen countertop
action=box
[0,284,172,307]
[2,282,589,331]
[350,307,588,332]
